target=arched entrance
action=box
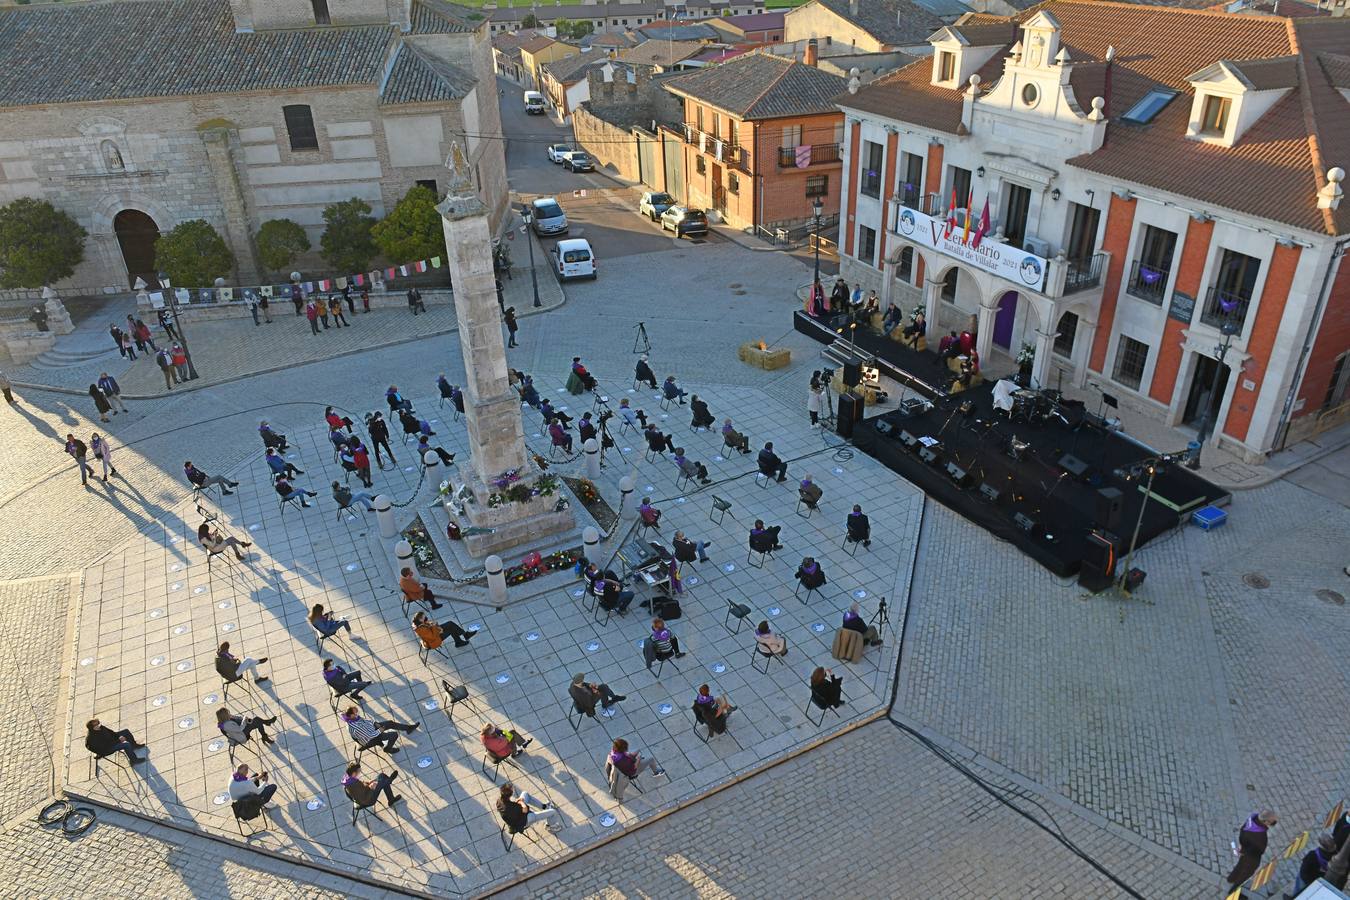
[113,209,160,288]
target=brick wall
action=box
[1147,217,1213,404]
[1088,194,1136,373]
[573,106,641,181]
[1223,243,1301,442]
[1293,255,1350,420]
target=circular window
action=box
[1021,84,1040,107]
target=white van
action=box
[523,91,545,115]
[551,238,596,280]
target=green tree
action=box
[153,219,234,288]
[371,186,444,265]
[555,19,594,39]
[320,198,378,274]
[255,218,311,276]
[0,198,87,288]
[521,13,539,27]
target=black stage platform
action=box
[794,311,1230,577]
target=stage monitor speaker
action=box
[919,445,942,466]
[842,361,862,387]
[1095,487,1123,530]
[1058,453,1090,480]
[945,462,971,488]
[1013,512,1038,534]
[979,483,1001,504]
[874,419,894,437]
[836,392,863,438]
[1123,567,1146,591]
[899,430,919,450]
[1078,529,1119,593]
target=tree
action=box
[555,19,593,40]
[0,198,87,288]
[154,219,234,288]
[521,13,539,27]
[371,186,445,265]
[255,218,310,276]
[320,198,378,275]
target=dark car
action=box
[660,206,708,237]
[563,151,593,173]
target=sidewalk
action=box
[8,270,565,399]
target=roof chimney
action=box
[804,37,818,67]
[849,0,859,17]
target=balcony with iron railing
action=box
[1125,259,1169,305]
[681,124,749,171]
[777,143,841,168]
[1201,284,1252,330]
[1063,252,1107,295]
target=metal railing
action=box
[777,143,840,167]
[1125,258,1169,305]
[1063,252,1107,294]
[1201,284,1252,329]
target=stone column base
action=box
[460,505,575,558]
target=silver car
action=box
[530,197,567,236]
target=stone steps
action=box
[31,345,122,369]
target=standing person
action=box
[318,297,330,329]
[97,373,126,414]
[365,412,396,468]
[120,330,137,360]
[0,368,13,404]
[109,323,126,358]
[1226,811,1278,889]
[329,295,348,327]
[290,282,304,316]
[90,433,117,481]
[504,306,518,348]
[155,347,176,389]
[87,383,112,423]
[342,284,355,316]
[360,286,370,313]
[407,288,425,315]
[134,317,157,351]
[158,307,179,340]
[65,433,92,487]
[258,291,272,323]
[126,315,144,352]
[807,382,823,427]
[351,441,373,488]
[246,291,261,326]
[170,343,188,382]
[305,299,320,335]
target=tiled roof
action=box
[410,0,480,33]
[912,0,974,17]
[0,0,394,108]
[543,48,612,84]
[493,30,543,51]
[664,51,846,119]
[1320,53,1350,90]
[620,39,709,67]
[842,0,1348,235]
[716,11,786,30]
[519,35,560,54]
[944,22,1019,45]
[799,0,945,48]
[381,42,477,105]
[637,23,722,41]
[489,2,664,20]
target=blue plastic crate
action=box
[1192,505,1227,531]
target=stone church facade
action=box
[0,0,509,290]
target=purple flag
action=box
[795,145,812,169]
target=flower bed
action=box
[504,547,584,586]
[401,515,450,580]
[561,476,617,531]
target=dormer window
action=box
[937,51,955,83]
[1199,95,1230,136]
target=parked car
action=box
[660,206,708,237]
[638,191,676,221]
[530,197,568,237]
[523,91,545,115]
[551,238,596,280]
[547,144,574,164]
[562,151,593,173]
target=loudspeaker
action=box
[979,482,1001,504]
[1058,453,1090,479]
[1123,567,1146,591]
[899,430,919,450]
[1095,487,1123,530]
[945,462,971,488]
[842,361,862,387]
[1078,529,1119,593]
[919,445,942,466]
[1013,512,1038,534]
[874,418,894,436]
[836,392,862,438]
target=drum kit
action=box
[1008,388,1070,427]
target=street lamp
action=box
[519,204,541,308]
[160,273,199,381]
[1187,312,1240,469]
[811,195,824,292]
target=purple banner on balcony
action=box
[796,145,812,169]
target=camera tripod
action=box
[633,322,651,355]
[869,597,890,633]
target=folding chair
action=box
[216,660,250,702]
[691,703,728,744]
[205,545,235,572]
[795,579,824,604]
[659,394,673,411]
[88,750,131,781]
[842,532,862,556]
[746,540,775,569]
[709,495,732,524]
[805,689,844,726]
[676,470,693,492]
[603,759,645,801]
[749,636,788,674]
[278,493,306,516]
[335,501,366,524]
[232,799,271,837]
[548,442,568,461]
[569,699,599,732]
[644,446,662,463]
[638,520,659,540]
[418,639,449,666]
[328,681,361,714]
[481,748,519,783]
[795,497,815,518]
[723,599,752,635]
[593,592,613,627]
[440,681,475,726]
[648,641,680,679]
[347,792,380,827]
[754,465,773,488]
[500,819,546,851]
[618,416,636,436]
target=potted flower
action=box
[1016,343,1035,380]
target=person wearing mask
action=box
[341,706,418,754]
[158,307,180,339]
[343,761,401,809]
[809,667,844,709]
[329,295,348,327]
[350,442,374,488]
[400,567,444,611]
[1226,811,1278,889]
[568,672,626,713]
[134,317,157,351]
[672,530,711,565]
[497,783,560,833]
[758,442,788,482]
[185,461,238,494]
[693,684,734,731]
[332,481,377,514]
[548,419,573,453]
[217,642,269,683]
[85,718,145,765]
[66,434,92,487]
[721,419,750,454]
[385,385,413,413]
[481,722,531,760]
[197,521,251,561]
[577,412,598,445]
[170,343,188,381]
[538,398,571,426]
[504,307,519,348]
[415,434,455,468]
[798,475,823,510]
[648,618,684,659]
[309,604,354,639]
[228,764,277,807]
[87,383,112,423]
[90,433,117,481]
[325,406,354,433]
[689,395,715,430]
[842,602,880,645]
[1290,833,1338,896]
[750,519,783,552]
[672,448,711,486]
[97,373,126,414]
[265,448,304,480]
[607,738,666,787]
[322,659,371,700]
[795,557,827,592]
[754,621,787,657]
[807,383,823,428]
[412,610,477,649]
[519,375,540,408]
[662,375,687,406]
[638,498,661,530]
[215,707,278,746]
[364,412,395,468]
[274,476,316,508]
[599,574,635,615]
[258,421,288,452]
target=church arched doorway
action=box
[113,209,160,288]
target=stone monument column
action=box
[437,145,572,557]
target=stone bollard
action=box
[619,475,635,516]
[395,539,415,580]
[583,438,601,480]
[375,494,395,539]
[582,526,600,564]
[486,554,506,608]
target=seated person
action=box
[400,567,444,610]
[538,399,572,425]
[634,356,658,390]
[416,434,455,467]
[217,642,268,683]
[644,425,675,455]
[385,385,412,413]
[882,302,903,334]
[798,476,823,510]
[325,406,354,433]
[184,461,237,494]
[343,761,401,808]
[689,395,715,430]
[638,499,661,529]
[608,737,665,780]
[85,718,145,765]
[647,618,685,664]
[322,658,371,700]
[258,421,288,452]
[412,610,477,649]
[197,521,252,561]
[497,783,560,832]
[273,476,316,507]
[341,706,418,753]
[862,290,880,317]
[842,602,881,646]
[672,530,710,565]
[662,375,687,405]
[672,448,711,485]
[228,764,277,808]
[757,442,787,482]
[903,310,926,346]
[569,672,626,714]
[407,289,426,314]
[618,398,644,430]
[398,408,421,438]
[810,666,845,709]
[216,707,278,746]
[451,387,464,416]
[481,722,532,760]
[437,374,453,401]
[693,684,734,732]
[577,412,598,445]
[599,575,635,615]
[847,505,872,547]
[749,519,783,552]
[264,447,303,479]
[332,481,377,513]
[519,376,541,408]
[795,556,827,590]
[571,357,597,391]
[309,603,354,639]
[721,419,750,454]
[548,420,574,453]
[754,621,787,657]
[936,331,959,361]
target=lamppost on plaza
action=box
[519,203,541,308]
[811,195,824,290]
[1187,308,1240,469]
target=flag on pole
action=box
[353,273,364,286]
[318,279,330,291]
[336,276,347,289]
[415,260,428,273]
[385,267,396,280]
[971,198,990,249]
[943,188,957,239]
[431,256,442,268]
[961,189,974,244]
[399,265,409,277]
[1283,831,1310,859]
[302,282,314,293]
